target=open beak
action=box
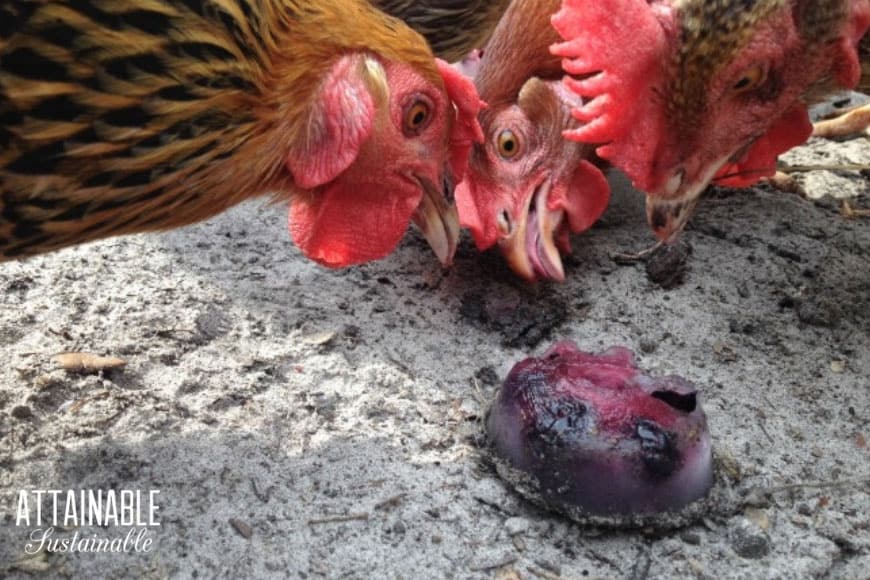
[413,176,460,267]
[500,179,567,282]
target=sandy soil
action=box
[0,135,868,579]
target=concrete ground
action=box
[1,135,868,579]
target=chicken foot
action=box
[812,103,870,139]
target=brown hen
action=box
[0,0,484,265]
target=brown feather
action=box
[474,0,563,110]
[371,0,512,61]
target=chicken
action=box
[0,0,485,266]
[454,0,610,282]
[372,0,512,62]
[551,0,870,241]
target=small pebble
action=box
[534,558,562,575]
[639,338,658,354]
[11,405,33,420]
[504,517,530,536]
[742,488,771,508]
[730,522,770,559]
[791,514,811,528]
[458,397,480,419]
[646,239,692,289]
[744,508,770,530]
[391,520,407,536]
[681,532,702,545]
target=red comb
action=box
[436,59,486,182]
[551,0,670,146]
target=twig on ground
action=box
[469,556,517,572]
[778,163,870,173]
[612,242,664,265]
[761,474,870,494]
[527,565,561,579]
[373,494,406,511]
[306,513,369,526]
[629,548,652,580]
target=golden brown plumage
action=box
[0,0,473,262]
[471,0,564,108]
[372,0,511,61]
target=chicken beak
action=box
[647,154,736,241]
[645,196,698,242]
[501,213,535,281]
[500,180,566,282]
[413,176,460,267]
[532,184,567,281]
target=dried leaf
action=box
[54,352,126,374]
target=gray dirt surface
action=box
[1,136,869,579]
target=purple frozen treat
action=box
[487,340,714,520]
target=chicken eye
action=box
[497,129,520,159]
[732,65,766,93]
[403,100,431,136]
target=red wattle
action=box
[549,159,611,233]
[714,105,812,188]
[289,180,421,268]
